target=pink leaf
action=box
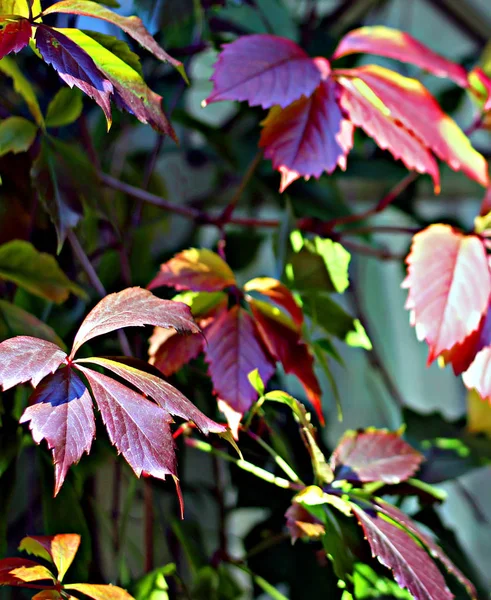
[330,429,423,484]
[332,26,468,87]
[204,34,325,109]
[335,65,489,187]
[402,224,491,363]
[148,327,205,376]
[19,534,81,582]
[70,287,199,359]
[353,505,453,600]
[77,366,177,480]
[204,305,275,419]
[0,336,66,390]
[337,76,440,190]
[259,80,353,192]
[0,16,31,59]
[35,25,113,125]
[75,356,225,434]
[19,368,95,496]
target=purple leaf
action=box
[20,368,95,495]
[330,429,424,484]
[77,366,177,480]
[70,287,199,359]
[35,25,113,125]
[75,356,225,435]
[375,500,477,599]
[204,34,326,109]
[0,336,66,390]
[148,327,205,377]
[353,504,453,600]
[0,16,31,59]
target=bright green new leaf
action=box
[45,87,83,128]
[0,240,86,303]
[172,290,227,318]
[83,30,143,77]
[247,368,265,396]
[313,237,351,294]
[133,564,175,600]
[0,56,43,126]
[0,116,37,156]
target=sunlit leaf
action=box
[0,558,54,586]
[244,277,303,327]
[0,116,37,156]
[0,16,31,59]
[19,534,81,581]
[0,0,41,17]
[64,583,134,600]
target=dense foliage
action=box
[1,1,491,599]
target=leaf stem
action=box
[245,429,304,484]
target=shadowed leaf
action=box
[0,16,31,58]
[0,299,65,347]
[19,534,81,581]
[149,328,204,377]
[0,116,37,156]
[0,55,44,125]
[45,87,83,128]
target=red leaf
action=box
[70,287,199,359]
[0,336,67,390]
[35,25,113,125]
[335,65,488,187]
[352,505,453,600]
[77,366,177,481]
[18,534,80,582]
[148,248,236,292]
[244,277,304,328]
[204,34,325,109]
[375,501,477,599]
[75,356,225,434]
[337,76,440,190]
[148,327,204,376]
[332,26,468,87]
[19,369,95,496]
[204,305,275,419]
[250,300,324,425]
[329,429,423,484]
[0,558,54,586]
[0,16,31,59]
[63,583,134,600]
[403,225,491,364]
[259,80,353,192]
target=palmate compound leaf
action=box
[70,287,199,359]
[403,224,491,364]
[374,501,477,599]
[329,429,423,484]
[0,558,54,586]
[332,26,468,87]
[335,65,489,188]
[336,75,440,191]
[19,534,80,582]
[0,16,31,59]
[148,248,236,292]
[35,25,113,125]
[352,505,453,600]
[259,79,354,192]
[19,368,95,496]
[204,33,326,109]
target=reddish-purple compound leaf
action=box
[77,366,177,480]
[0,336,67,390]
[337,76,440,190]
[148,248,236,292]
[204,34,326,109]
[403,225,491,364]
[19,368,95,496]
[335,65,488,187]
[35,25,113,125]
[148,327,205,377]
[75,356,225,435]
[332,26,468,87]
[0,558,54,586]
[375,500,477,599]
[259,79,354,192]
[329,429,423,484]
[0,16,31,59]
[204,305,275,418]
[70,287,199,359]
[352,505,453,600]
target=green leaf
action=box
[83,30,143,77]
[348,562,412,599]
[0,55,43,126]
[247,368,265,396]
[45,87,83,128]
[133,564,175,600]
[0,0,41,17]
[0,239,86,303]
[0,299,65,347]
[0,116,36,156]
[313,237,351,294]
[172,290,227,318]
[253,574,289,600]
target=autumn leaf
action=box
[403,224,491,364]
[19,534,80,581]
[259,80,353,191]
[148,327,205,377]
[204,34,325,109]
[0,0,41,17]
[330,429,424,484]
[244,277,303,328]
[64,583,134,600]
[0,16,31,59]
[332,25,468,86]
[0,558,54,586]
